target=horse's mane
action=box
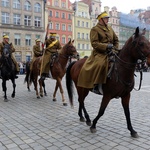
[121,35,133,50]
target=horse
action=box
[0,44,16,101]
[39,39,78,106]
[24,57,47,98]
[65,27,150,138]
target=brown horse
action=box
[24,57,47,98]
[39,39,78,105]
[66,27,150,138]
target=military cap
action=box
[96,11,109,20]
[50,32,57,38]
[3,35,9,39]
[35,39,41,42]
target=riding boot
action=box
[92,84,101,94]
[40,73,46,80]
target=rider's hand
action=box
[107,44,113,49]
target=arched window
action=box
[13,0,21,9]
[34,3,41,13]
[24,1,31,11]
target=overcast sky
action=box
[70,0,150,14]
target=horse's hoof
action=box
[4,99,8,102]
[63,102,67,106]
[86,121,92,126]
[37,96,40,99]
[11,94,15,98]
[90,127,97,133]
[44,93,47,96]
[28,89,31,92]
[53,98,56,101]
[40,94,43,97]
[80,117,85,122]
[131,132,139,138]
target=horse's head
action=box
[61,39,78,58]
[2,43,12,57]
[122,27,150,66]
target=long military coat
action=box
[41,39,62,74]
[77,23,119,88]
[0,42,19,72]
[30,44,43,70]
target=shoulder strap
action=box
[47,40,58,49]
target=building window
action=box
[77,20,80,26]
[34,16,41,27]
[25,34,31,46]
[86,33,89,39]
[24,1,31,11]
[86,22,88,28]
[54,0,59,7]
[49,22,53,29]
[2,0,9,7]
[34,3,41,13]
[55,23,59,30]
[62,37,66,44]
[62,24,66,31]
[35,35,40,39]
[78,43,80,49]
[82,33,84,39]
[82,21,84,27]
[82,44,84,49]
[24,15,31,26]
[49,11,52,17]
[62,2,66,8]
[68,14,71,20]
[55,12,59,18]
[13,14,21,25]
[62,13,65,19]
[77,32,80,39]
[14,34,21,45]
[1,12,10,24]
[68,25,71,31]
[86,44,89,50]
[13,0,21,9]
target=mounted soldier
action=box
[77,11,119,94]
[40,32,62,80]
[30,39,43,71]
[0,35,19,78]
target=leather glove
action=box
[107,44,113,49]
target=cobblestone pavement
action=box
[0,73,150,150]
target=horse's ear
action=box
[10,43,12,46]
[142,28,146,35]
[135,27,139,37]
[68,39,71,44]
[72,40,74,43]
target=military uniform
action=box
[77,12,119,89]
[0,42,19,73]
[30,39,43,71]
[40,33,62,77]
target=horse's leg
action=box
[39,78,44,97]
[33,77,40,98]
[90,96,111,133]
[121,94,138,138]
[42,80,47,96]
[53,81,59,102]
[11,78,16,98]
[2,80,8,102]
[55,78,67,106]
[78,88,91,126]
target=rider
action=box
[0,34,19,78]
[40,32,62,80]
[30,39,43,71]
[77,11,119,94]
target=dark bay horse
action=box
[66,27,150,138]
[39,39,78,105]
[0,44,16,101]
[24,57,47,98]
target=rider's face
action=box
[3,38,9,43]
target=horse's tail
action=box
[66,61,76,107]
[24,62,30,84]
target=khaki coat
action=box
[77,23,119,88]
[0,42,19,72]
[40,39,62,74]
[30,45,42,70]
